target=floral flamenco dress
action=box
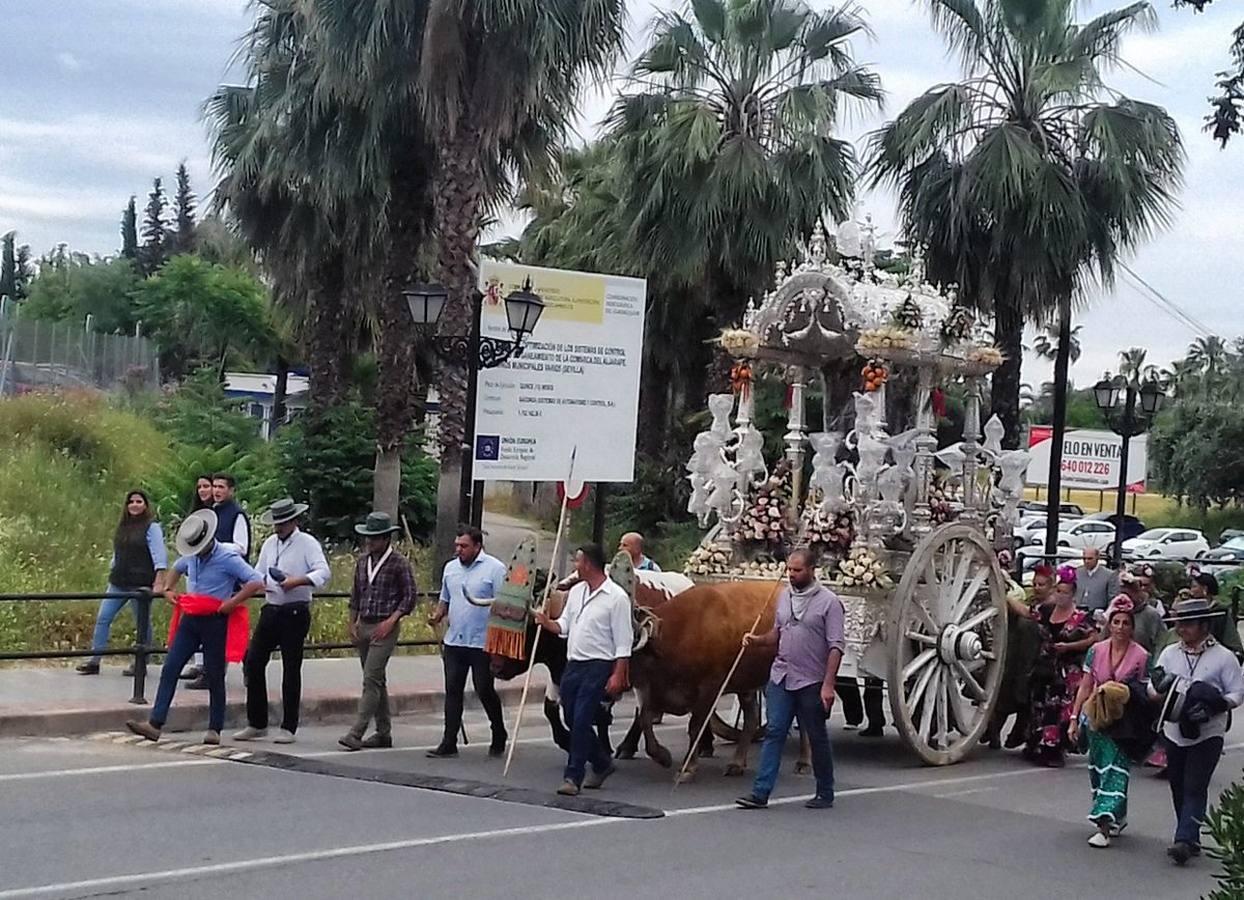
[1024,605,1094,766]
[1081,640,1149,832]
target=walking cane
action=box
[504,446,576,778]
[673,578,784,790]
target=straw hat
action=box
[175,510,218,557]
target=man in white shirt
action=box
[534,543,632,796]
[426,526,510,759]
[233,498,330,744]
[1152,597,1244,865]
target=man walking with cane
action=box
[339,511,416,751]
[426,525,509,759]
[233,498,330,744]
[533,543,632,796]
[736,548,843,810]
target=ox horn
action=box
[462,586,495,608]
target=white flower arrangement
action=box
[963,345,1004,366]
[831,545,894,590]
[856,326,915,353]
[718,328,761,357]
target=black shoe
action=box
[804,796,834,809]
[1004,729,1026,750]
[185,675,209,691]
[1167,842,1194,866]
[489,743,507,759]
[179,665,202,681]
[735,794,768,810]
[860,725,884,738]
[75,661,100,675]
[361,734,393,749]
[425,745,457,758]
[583,764,616,789]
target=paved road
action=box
[0,699,1236,899]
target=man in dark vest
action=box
[184,472,253,689]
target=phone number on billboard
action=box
[1060,459,1111,475]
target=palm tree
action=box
[1186,335,1228,395]
[608,0,883,317]
[1119,347,1157,383]
[1032,322,1082,364]
[868,0,1184,448]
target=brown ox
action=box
[619,580,779,782]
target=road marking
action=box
[932,786,998,799]
[0,763,1056,898]
[0,759,217,782]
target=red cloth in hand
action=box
[167,593,250,663]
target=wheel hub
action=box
[937,625,982,664]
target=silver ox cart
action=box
[683,221,1030,765]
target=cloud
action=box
[55,51,82,73]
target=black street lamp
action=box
[1092,373,1163,567]
[402,279,546,526]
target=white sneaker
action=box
[203,730,221,746]
[1088,832,1111,849]
[273,729,296,744]
[232,726,268,741]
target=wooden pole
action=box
[673,578,784,790]
[504,447,577,778]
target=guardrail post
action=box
[129,590,151,705]
[1233,585,1241,626]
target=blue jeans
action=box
[751,680,835,802]
[151,614,227,732]
[1165,736,1224,847]
[560,659,614,785]
[88,585,153,664]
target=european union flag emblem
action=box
[476,435,501,461]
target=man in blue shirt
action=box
[620,532,660,572]
[126,510,263,745]
[426,526,509,758]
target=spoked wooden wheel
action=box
[710,692,766,744]
[888,523,1008,765]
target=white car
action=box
[1122,528,1211,561]
[1014,514,1081,547]
[1046,519,1116,551]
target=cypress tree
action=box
[139,177,168,275]
[172,162,197,254]
[0,232,15,300]
[121,197,139,261]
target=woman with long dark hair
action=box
[76,490,167,675]
[191,474,214,512]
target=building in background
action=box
[224,372,308,440]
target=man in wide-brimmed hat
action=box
[233,498,331,745]
[126,509,264,745]
[1151,596,1244,866]
[339,511,416,752]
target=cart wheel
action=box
[709,691,767,744]
[888,522,1008,765]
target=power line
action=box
[1118,262,1215,338]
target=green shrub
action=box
[277,399,438,542]
[1205,780,1244,899]
[151,368,263,452]
[145,443,285,527]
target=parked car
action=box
[1121,528,1211,561]
[1015,514,1082,548]
[1196,536,1244,576]
[1046,519,1116,551]
[1082,512,1146,544]
[1017,546,1084,585]
[1218,528,1244,545]
[1018,500,1085,517]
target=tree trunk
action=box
[432,126,486,565]
[271,355,290,437]
[990,292,1025,449]
[306,267,351,414]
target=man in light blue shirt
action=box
[426,525,509,758]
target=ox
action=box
[618,580,779,783]
[475,569,694,753]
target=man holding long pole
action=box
[735,548,844,811]
[533,542,632,797]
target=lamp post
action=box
[402,279,545,527]
[1092,374,1162,567]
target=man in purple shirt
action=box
[736,548,844,810]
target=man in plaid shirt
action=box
[339,511,416,751]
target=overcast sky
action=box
[2,0,1240,385]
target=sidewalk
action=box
[0,655,546,738]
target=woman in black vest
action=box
[77,490,168,675]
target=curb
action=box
[0,681,542,738]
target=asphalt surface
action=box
[1,700,1238,899]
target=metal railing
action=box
[0,589,443,705]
